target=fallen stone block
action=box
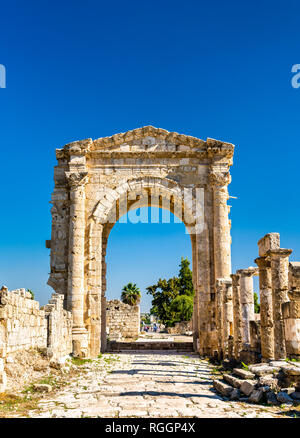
[213,379,234,397]
[240,380,257,396]
[249,364,279,377]
[258,375,279,391]
[233,368,255,380]
[223,373,243,388]
[276,391,293,405]
[269,360,287,368]
[281,387,296,395]
[248,389,264,403]
[33,360,49,372]
[291,391,300,400]
[267,391,279,406]
[230,388,241,400]
[281,365,300,376]
[33,384,52,393]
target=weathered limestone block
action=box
[213,379,234,397]
[223,373,243,388]
[258,233,280,257]
[240,380,257,396]
[233,368,255,380]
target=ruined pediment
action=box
[57,126,234,158]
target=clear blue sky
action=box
[0,0,299,312]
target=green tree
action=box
[141,313,151,325]
[178,257,194,297]
[147,277,181,327]
[121,283,141,306]
[254,292,260,313]
[146,257,194,326]
[170,295,194,322]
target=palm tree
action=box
[121,283,141,306]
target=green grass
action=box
[71,357,92,366]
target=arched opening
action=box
[104,206,194,350]
[94,182,199,353]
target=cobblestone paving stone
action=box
[29,352,290,418]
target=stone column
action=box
[283,262,300,359]
[209,170,232,279]
[66,171,89,357]
[267,248,292,360]
[215,279,224,358]
[206,169,232,357]
[237,267,258,345]
[223,279,233,358]
[231,273,243,360]
[216,278,233,359]
[255,257,274,361]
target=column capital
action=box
[236,266,259,277]
[266,248,293,259]
[208,170,231,188]
[255,257,271,269]
[230,273,240,285]
[216,277,232,287]
[66,171,89,189]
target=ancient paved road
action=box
[31,352,285,418]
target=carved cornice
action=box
[56,138,93,160]
[65,172,88,189]
[56,126,235,159]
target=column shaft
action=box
[231,273,243,359]
[255,257,274,361]
[268,248,292,360]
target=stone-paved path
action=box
[30,352,287,418]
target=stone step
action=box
[107,341,194,352]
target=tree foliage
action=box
[121,283,141,306]
[170,295,194,322]
[254,292,260,313]
[146,257,194,327]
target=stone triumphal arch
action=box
[47,126,234,358]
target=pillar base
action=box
[72,326,89,358]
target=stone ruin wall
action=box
[0,287,73,392]
[167,320,193,335]
[106,300,140,341]
[44,293,73,359]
